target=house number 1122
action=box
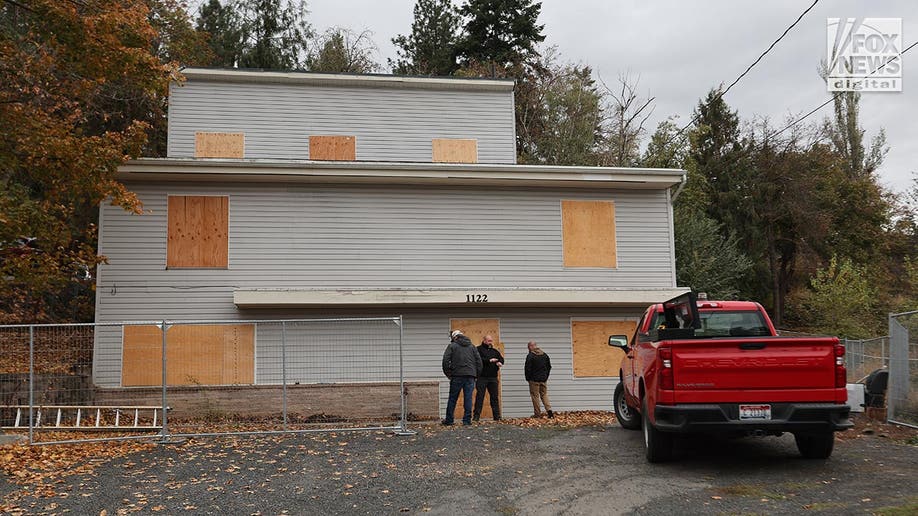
[465,294,488,303]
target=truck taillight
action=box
[835,344,846,388]
[660,347,674,390]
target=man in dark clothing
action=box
[524,340,553,418]
[473,334,504,422]
[442,330,483,425]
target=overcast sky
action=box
[303,0,915,194]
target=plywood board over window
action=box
[571,320,637,377]
[309,135,356,161]
[195,132,245,158]
[561,200,617,268]
[448,318,502,420]
[167,196,228,268]
[122,324,255,387]
[432,138,478,163]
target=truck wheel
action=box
[642,397,673,463]
[794,432,835,459]
[614,382,641,430]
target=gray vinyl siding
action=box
[95,182,675,296]
[92,307,637,418]
[92,181,675,394]
[167,81,516,163]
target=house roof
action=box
[180,67,516,92]
[119,158,686,190]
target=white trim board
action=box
[234,288,690,309]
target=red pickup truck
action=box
[610,293,851,462]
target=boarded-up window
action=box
[432,138,478,163]
[309,135,356,160]
[167,196,229,268]
[449,318,502,420]
[195,132,245,158]
[122,324,255,387]
[561,200,617,268]
[571,320,637,377]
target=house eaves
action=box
[180,67,516,93]
[119,159,686,190]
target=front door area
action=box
[449,318,502,421]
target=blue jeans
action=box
[444,376,476,424]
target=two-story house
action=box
[92,67,686,420]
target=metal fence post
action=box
[282,321,288,431]
[160,320,168,442]
[396,316,415,436]
[882,337,886,368]
[844,337,854,371]
[28,325,34,445]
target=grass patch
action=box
[716,484,784,500]
[873,497,918,516]
[780,481,815,491]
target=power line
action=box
[662,0,820,146]
[771,39,916,138]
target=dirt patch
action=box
[837,413,918,443]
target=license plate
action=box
[739,404,771,420]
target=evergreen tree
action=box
[673,205,752,300]
[237,0,311,70]
[391,0,460,76]
[456,0,545,70]
[196,0,242,67]
[689,89,746,231]
[196,0,312,70]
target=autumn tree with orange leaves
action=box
[0,0,206,323]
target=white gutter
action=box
[670,173,688,203]
[119,159,686,190]
[180,67,515,92]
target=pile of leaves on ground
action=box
[495,410,617,429]
[0,432,154,514]
[836,413,918,444]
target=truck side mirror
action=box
[608,335,629,351]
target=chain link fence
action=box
[888,311,918,428]
[1,317,418,445]
[843,336,890,383]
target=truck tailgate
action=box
[673,337,837,391]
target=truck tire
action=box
[794,432,835,459]
[614,382,641,430]
[642,397,673,463]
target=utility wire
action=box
[661,0,820,146]
[770,39,916,138]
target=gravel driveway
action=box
[2,416,916,515]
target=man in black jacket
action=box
[524,340,553,418]
[473,335,504,422]
[442,330,483,425]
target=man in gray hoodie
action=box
[442,330,483,425]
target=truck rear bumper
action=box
[653,403,852,434]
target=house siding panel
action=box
[93,306,637,418]
[167,82,516,164]
[93,182,675,397]
[95,182,674,296]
